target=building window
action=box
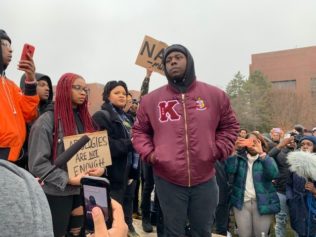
[271,80,296,90]
[311,78,316,98]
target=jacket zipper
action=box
[182,94,191,187]
[1,76,17,115]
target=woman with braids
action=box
[28,73,105,237]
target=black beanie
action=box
[162,44,188,63]
[300,136,316,146]
[102,80,128,103]
[0,30,11,44]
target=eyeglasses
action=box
[72,85,89,93]
[1,41,11,49]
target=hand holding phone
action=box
[18,43,36,81]
[81,176,113,233]
[284,134,291,139]
[91,199,128,237]
[236,138,254,148]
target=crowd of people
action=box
[1,28,316,237]
[221,127,316,237]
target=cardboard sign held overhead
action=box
[64,131,112,179]
[135,35,168,75]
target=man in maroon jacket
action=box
[132,44,239,237]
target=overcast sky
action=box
[2,0,316,92]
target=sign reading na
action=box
[64,131,112,179]
[135,35,168,75]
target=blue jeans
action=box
[275,192,289,237]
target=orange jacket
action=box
[0,76,39,161]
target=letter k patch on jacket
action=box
[158,100,181,122]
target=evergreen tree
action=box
[226,70,272,133]
[226,71,245,99]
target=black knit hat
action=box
[102,80,128,103]
[0,30,11,44]
[162,44,188,63]
[300,136,316,146]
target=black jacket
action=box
[92,103,133,190]
[268,146,293,193]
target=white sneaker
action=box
[227,231,232,237]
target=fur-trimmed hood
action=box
[287,151,316,180]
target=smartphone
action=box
[238,138,254,148]
[81,176,113,232]
[20,43,35,61]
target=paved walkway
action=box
[132,219,226,237]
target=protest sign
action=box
[135,35,168,75]
[64,131,111,179]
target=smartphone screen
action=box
[81,177,112,232]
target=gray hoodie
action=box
[0,160,54,237]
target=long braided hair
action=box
[52,73,95,161]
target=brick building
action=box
[86,84,140,115]
[249,45,316,129]
[249,45,316,96]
